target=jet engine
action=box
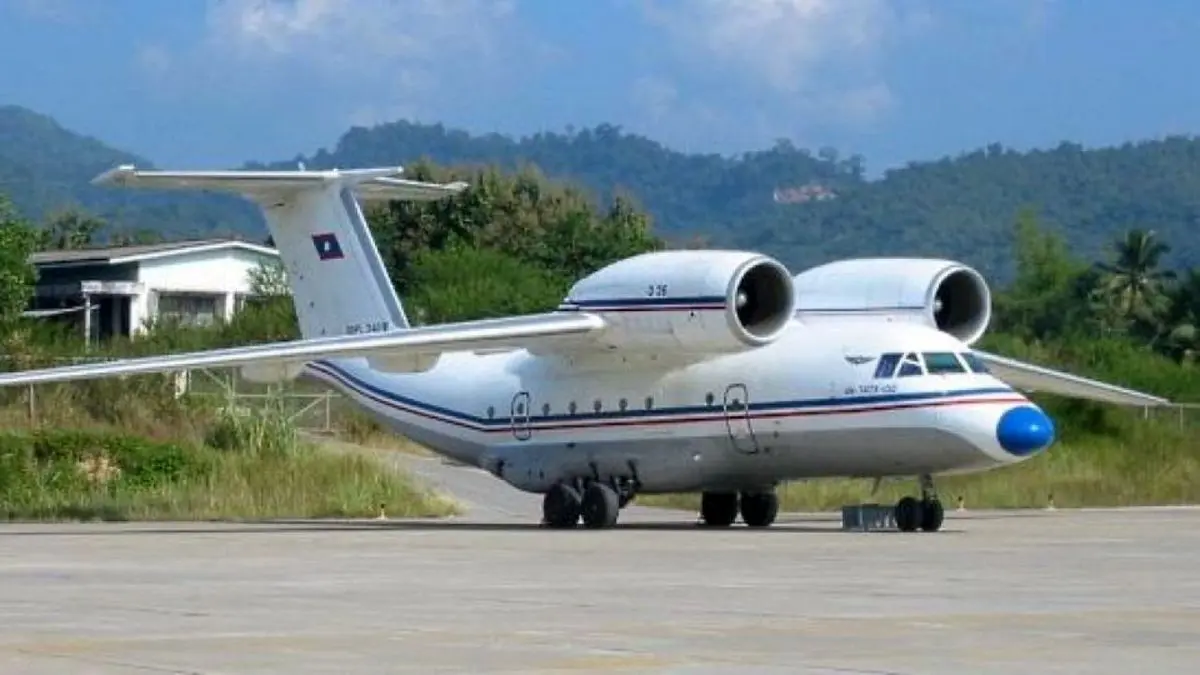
[560,250,797,354]
[790,257,993,345]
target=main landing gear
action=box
[893,474,944,533]
[699,490,779,528]
[541,475,637,529]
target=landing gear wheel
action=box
[700,491,738,527]
[920,498,944,532]
[894,496,922,532]
[916,473,944,533]
[580,482,620,529]
[739,491,779,528]
[542,482,581,528]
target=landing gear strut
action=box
[894,474,944,532]
[699,490,779,528]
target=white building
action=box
[28,238,281,345]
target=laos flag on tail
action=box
[311,232,344,261]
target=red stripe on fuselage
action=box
[306,363,1026,436]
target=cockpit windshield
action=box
[872,351,989,379]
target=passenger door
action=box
[510,391,532,441]
[722,383,759,454]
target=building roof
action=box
[30,238,279,267]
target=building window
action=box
[156,293,220,327]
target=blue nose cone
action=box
[996,405,1056,456]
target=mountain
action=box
[3,104,1199,281]
[0,105,257,241]
[265,121,1200,281]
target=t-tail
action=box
[92,164,468,340]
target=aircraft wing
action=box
[973,350,1171,407]
[91,165,467,202]
[0,312,605,388]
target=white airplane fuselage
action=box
[301,318,1043,495]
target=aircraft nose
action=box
[995,405,1056,456]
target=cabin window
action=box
[618,398,628,411]
[569,401,578,415]
[705,392,715,406]
[897,353,924,377]
[961,352,990,374]
[923,352,967,374]
[874,353,901,379]
[645,396,654,410]
[487,406,495,419]
[593,399,603,413]
[542,403,551,416]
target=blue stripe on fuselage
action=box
[305,359,1021,434]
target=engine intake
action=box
[929,266,991,345]
[729,256,795,345]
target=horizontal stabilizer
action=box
[0,312,605,388]
[974,350,1171,407]
[92,165,468,201]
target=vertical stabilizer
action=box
[92,165,468,340]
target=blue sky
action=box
[3,0,1199,175]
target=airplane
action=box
[0,163,1171,531]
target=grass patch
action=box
[639,412,1200,512]
[0,400,458,522]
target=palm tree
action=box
[1163,268,1200,362]
[1093,229,1176,333]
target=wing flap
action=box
[0,312,605,388]
[356,176,470,201]
[974,350,1170,407]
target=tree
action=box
[0,195,39,328]
[990,208,1093,340]
[1093,229,1176,338]
[38,208,105,250]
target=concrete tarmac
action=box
[2,506,1200,674]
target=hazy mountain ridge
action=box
[3,104,1199,281]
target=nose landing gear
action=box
[894,474,944,532]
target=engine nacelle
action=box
[560,250,796,353]
[791,257,992,345]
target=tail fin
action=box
[92,165,468,340]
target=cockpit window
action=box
[923,352,967,374]
[896,352,924,377]
[961,352,990,374]
[874,353,901,379]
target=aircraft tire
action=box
[894,496,921,532]
[580,482,620,529]
[739,491,779,528]
[542,482,582,528]
[920,498,945,532]
[700,491,738,527]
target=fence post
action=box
[325,392,332,433]
[27,384,35,426]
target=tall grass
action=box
[0,402,457,522]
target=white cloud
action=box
[203,0,516,74]
[639,0,933,130]
[138,0,535,132]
